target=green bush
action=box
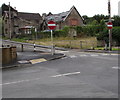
[96,27,120,45]
[112,27,120,45]
[54,30,67,37]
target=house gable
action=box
[45,6,84,30]
[64,6,84,26]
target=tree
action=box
[112,16,120,26]
[112,27,120,45]
[82,15,89,24]
[93,14,108,23]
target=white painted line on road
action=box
[101,54,110,56]
[18,60,30,64]
[110,54,118,56]
[1,77,44,86]
[1,72,80,85]
[56,50,69,53]
[90,54,99,57]
[112,66,120,69]
[69,55,77,58]
[79,55,87,57]
[1,79,31,85]
[51,72,80,78]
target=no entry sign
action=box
[107,22,113,29]
[48,21,56,30]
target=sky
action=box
[0,0,120,17]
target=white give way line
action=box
[1,71,80,86]
[51,72,80,77]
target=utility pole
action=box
[8,2,11,39]
[108,0,112,51]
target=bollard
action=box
[21,44,23,52]
[53,45,55,54]
[34,44,36,52]
[80,41,82,49]
[69,41,72,49]
[104,43,108,50]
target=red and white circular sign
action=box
[107,22,113,29]
[48,21,56,30]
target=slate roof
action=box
[46,6,84,23]
[46,6,83,22]
[46,11,69,22]
[1,3,17,15]
[18,12,42,21]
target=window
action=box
[70,19,78,26]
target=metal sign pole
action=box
[109,29,112,51]
[48,20,56,55]
[9,2,11,39]
[51,30,54,55]
[108,0,112,51]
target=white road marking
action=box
[79,55,87,57]
[1,72,80,85]
[51,72,80,78]
[101,53,110,56]
[1,80,31,86]
[56,50,69,53]
[90,54,99,57]
[18,60,29,64]
[69,55,77,58]
[110,54,118,56]
[112,66,120,69]
[1,77,44,86]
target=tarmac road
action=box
[2,50,119,98]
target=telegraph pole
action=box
[8,2,11,39]
[108,0,112,51]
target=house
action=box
[2,3,18,38]
[43,6,84,30]
[17,12,42,34]
[2,3,43,38]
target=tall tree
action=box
[112,16,120,26]
[93,14,108,23]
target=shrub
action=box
[96,27,120,46]
[112,27,120,45]
[54,30,67,37]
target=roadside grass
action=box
[3,36,119,50]
[112,47,120,51]
[12,38,27,43]
[95,47,120,51]
[27,37,98,49]
[4,37,97,49]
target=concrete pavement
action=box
[2,51,65,69]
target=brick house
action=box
[42,6,84,30]
[2,4,43,38]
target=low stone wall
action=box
[2,46,17,65]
